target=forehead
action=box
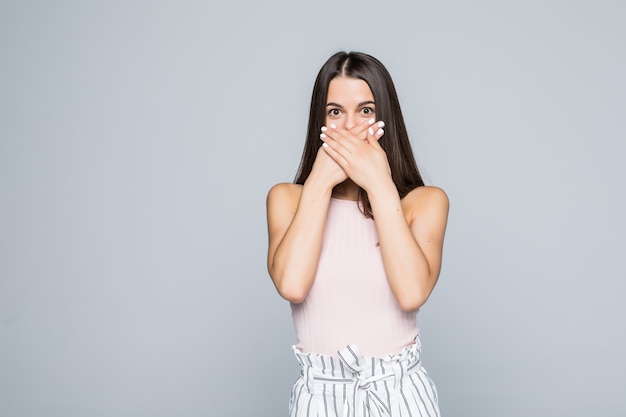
[326,77,374,103]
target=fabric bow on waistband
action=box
[334,344,392,417]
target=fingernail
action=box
[320,133,327,139]
[377,121,385,128]
[368,127,374,135]
[368,118,375,125]
[322,143,329,148]
[330,123,337,129]
[376,128,384,136]
[321,126,327,132]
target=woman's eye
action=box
[361,107,374,115]
[328,109,340,117]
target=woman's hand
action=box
[319,119,391,192]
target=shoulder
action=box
[403,185,449,207]
[401,186,449,225]
[266,182,303,213]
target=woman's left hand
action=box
[320,119,391,192]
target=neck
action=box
[332,180,360,201]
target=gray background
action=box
[1,1,625,416]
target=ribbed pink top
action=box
[291,197,419,357]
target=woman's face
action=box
[325,76,376,131]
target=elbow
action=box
[397,296,427,313]
[394,268,439,312]
[270,268,309,304]
[276,282,308,304]
[396,288,432,312]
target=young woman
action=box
[266,51,449,417]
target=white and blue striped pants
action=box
[289,337,440,417]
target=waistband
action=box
[291,338,423,417]
[293,339,422,386]
[293,336,422,376]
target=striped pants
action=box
[289,337,440,417]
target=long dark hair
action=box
[294,51,424,218]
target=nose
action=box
[345,114,356,130]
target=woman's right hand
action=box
[308,145,348,189]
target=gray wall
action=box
[1,1,625,416]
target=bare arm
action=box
[266,149,346,303]
[368,184,449,311]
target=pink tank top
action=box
[291,197,419,357]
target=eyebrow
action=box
[326,100,376,108]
